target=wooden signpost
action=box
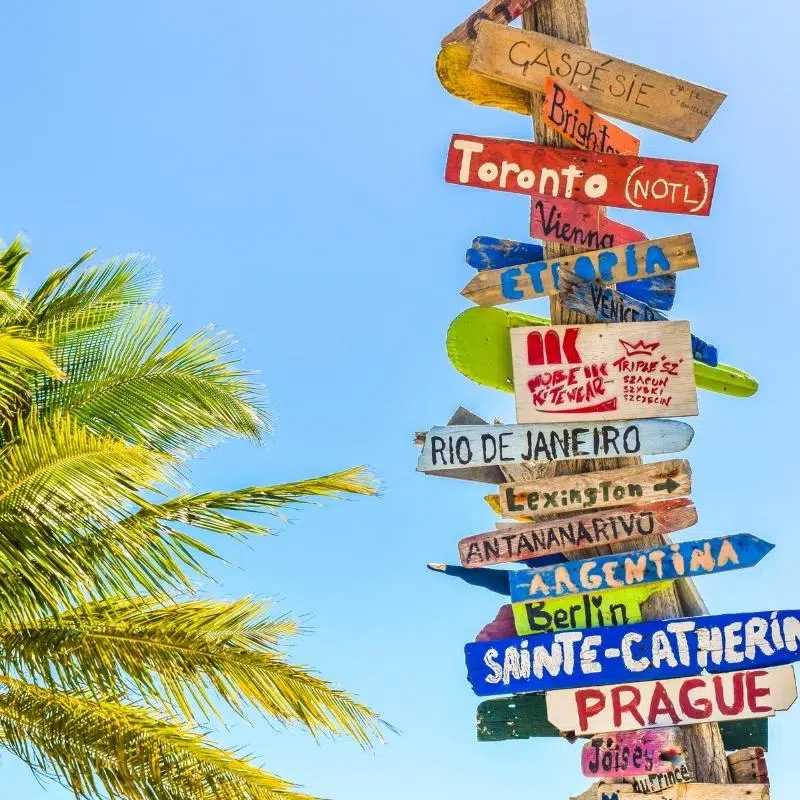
[445,134,719,215]
[572,783,770,800]
[464,610,800,696]
[418,419,694,474]
[581,728,684,779]
[441,0,537,45]
[469,22,726,141]
[507,534,774,603]
[546,666,798,736]
[495,459,692,521]
[459,498,697,568]
[511,321,699,423]
[727,749,769,786]
[543,78,641,156]
[461,234,698,307]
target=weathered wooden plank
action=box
[418,419,694,473]
[543,78,640,155]
[508,534,774,603]
[446,134,719,215]
[442,0,537,45]
[728,748,769,785]
[494,459,692,522]
[460,499,697,568]
[468,234,675,311]
[475,695,767,748]
[464,611,800,696]
[630,765,695,795]
[547,666,797,736]
[477,604,517,642]
[446,307,758,398]
[562,282,717,367]
[470,22,726,141]
[572,782,769,800]
[511,322,699,423]
[461,234,697,307]
[582,728,683,778]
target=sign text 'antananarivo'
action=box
[461,234,698,306]
[547,666,798,736]
[459,498,697,568]
[581,728,684,779]
[441,0,537,46]
[496,459,691,521]
[511,322,699,424]
[418,418,694,473]
[445,135,719,215]
[463,610,800,696]
[469,22,726,141]
[507,534,773,603]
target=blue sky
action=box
[0,1,797,798]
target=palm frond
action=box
[0,676,317,800]
[0,237,29,294]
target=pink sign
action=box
[581,728,683,778]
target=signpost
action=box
[464,610,800,696]
[572,783,770,800]
[445,134,719,215]
[546,666,798,736]
[581,728,684,779]
[460,234,699,306]
[510,321,699,423]
[441,0,538,45]
[469,22,726,140]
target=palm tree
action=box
[0,237,387,800]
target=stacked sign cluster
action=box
[417,2,795,797]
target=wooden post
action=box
[521,0,731,784]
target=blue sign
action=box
[464,609,800,696]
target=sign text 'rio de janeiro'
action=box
[460,498,696,568]
[469,22,726,141]
[547,666,798,736]
[463,610,800,696]
[445,135,719,215]
[511,322,699,424]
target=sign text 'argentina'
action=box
[446,135,719,215]
[463,610,800,696]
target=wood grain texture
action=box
[582,728,683,778]
[727,749,768,786]
[470,22,726,141]
[546,666,797,736]
[571,783,769,800]
[461,234,697,306]
[442,0,538,45]
[446,134,719,215]
[460,498,697,567]
[543,78,640,155]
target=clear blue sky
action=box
[0,1,796,798]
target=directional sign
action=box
[445,134,719,215]
[460,498,697,568]
[460,234,698,307]
[572,781,770,800]
[418,419,694,474]
[547,666,797,736]
[728,748,769,786]
[477,604,517,642]
[464,610,800,696]
[582,728,684,778]
[446,307,759,399]
[630,764,694,795]
[441,0,537,45]
[562,282,717,367]
[508,534,773,603]
[470,22,726,141]
[495,459,691,522]
[467,235,675,311]
[511,322,699,423]
[543,79,640,156]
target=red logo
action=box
[620,339,660,357]
[528,328,581,366]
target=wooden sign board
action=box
[477,604,517,642]
[461,234,698,307]
[460,498,697,568]
[508,534,773,603]
[728,748,769,786]
[513,585,666,636]
[467,235,675,312]
[446,307,759,399]
[511,322,699,424]
[441,0,537,45]
[547,666,797,736]
[582,728,683,778]
[543,78,641,155]
[418,418,694,474]
[630,766,694,795]
[470,22,726,141]
[465,611,800,696]
[476,695,768,747]
[446,134,719,215]
[496,459,691,522]
[572,782,769,800]
[561,282,718,367]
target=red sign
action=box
[445,134,718,215]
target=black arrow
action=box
[654,478,680,493]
